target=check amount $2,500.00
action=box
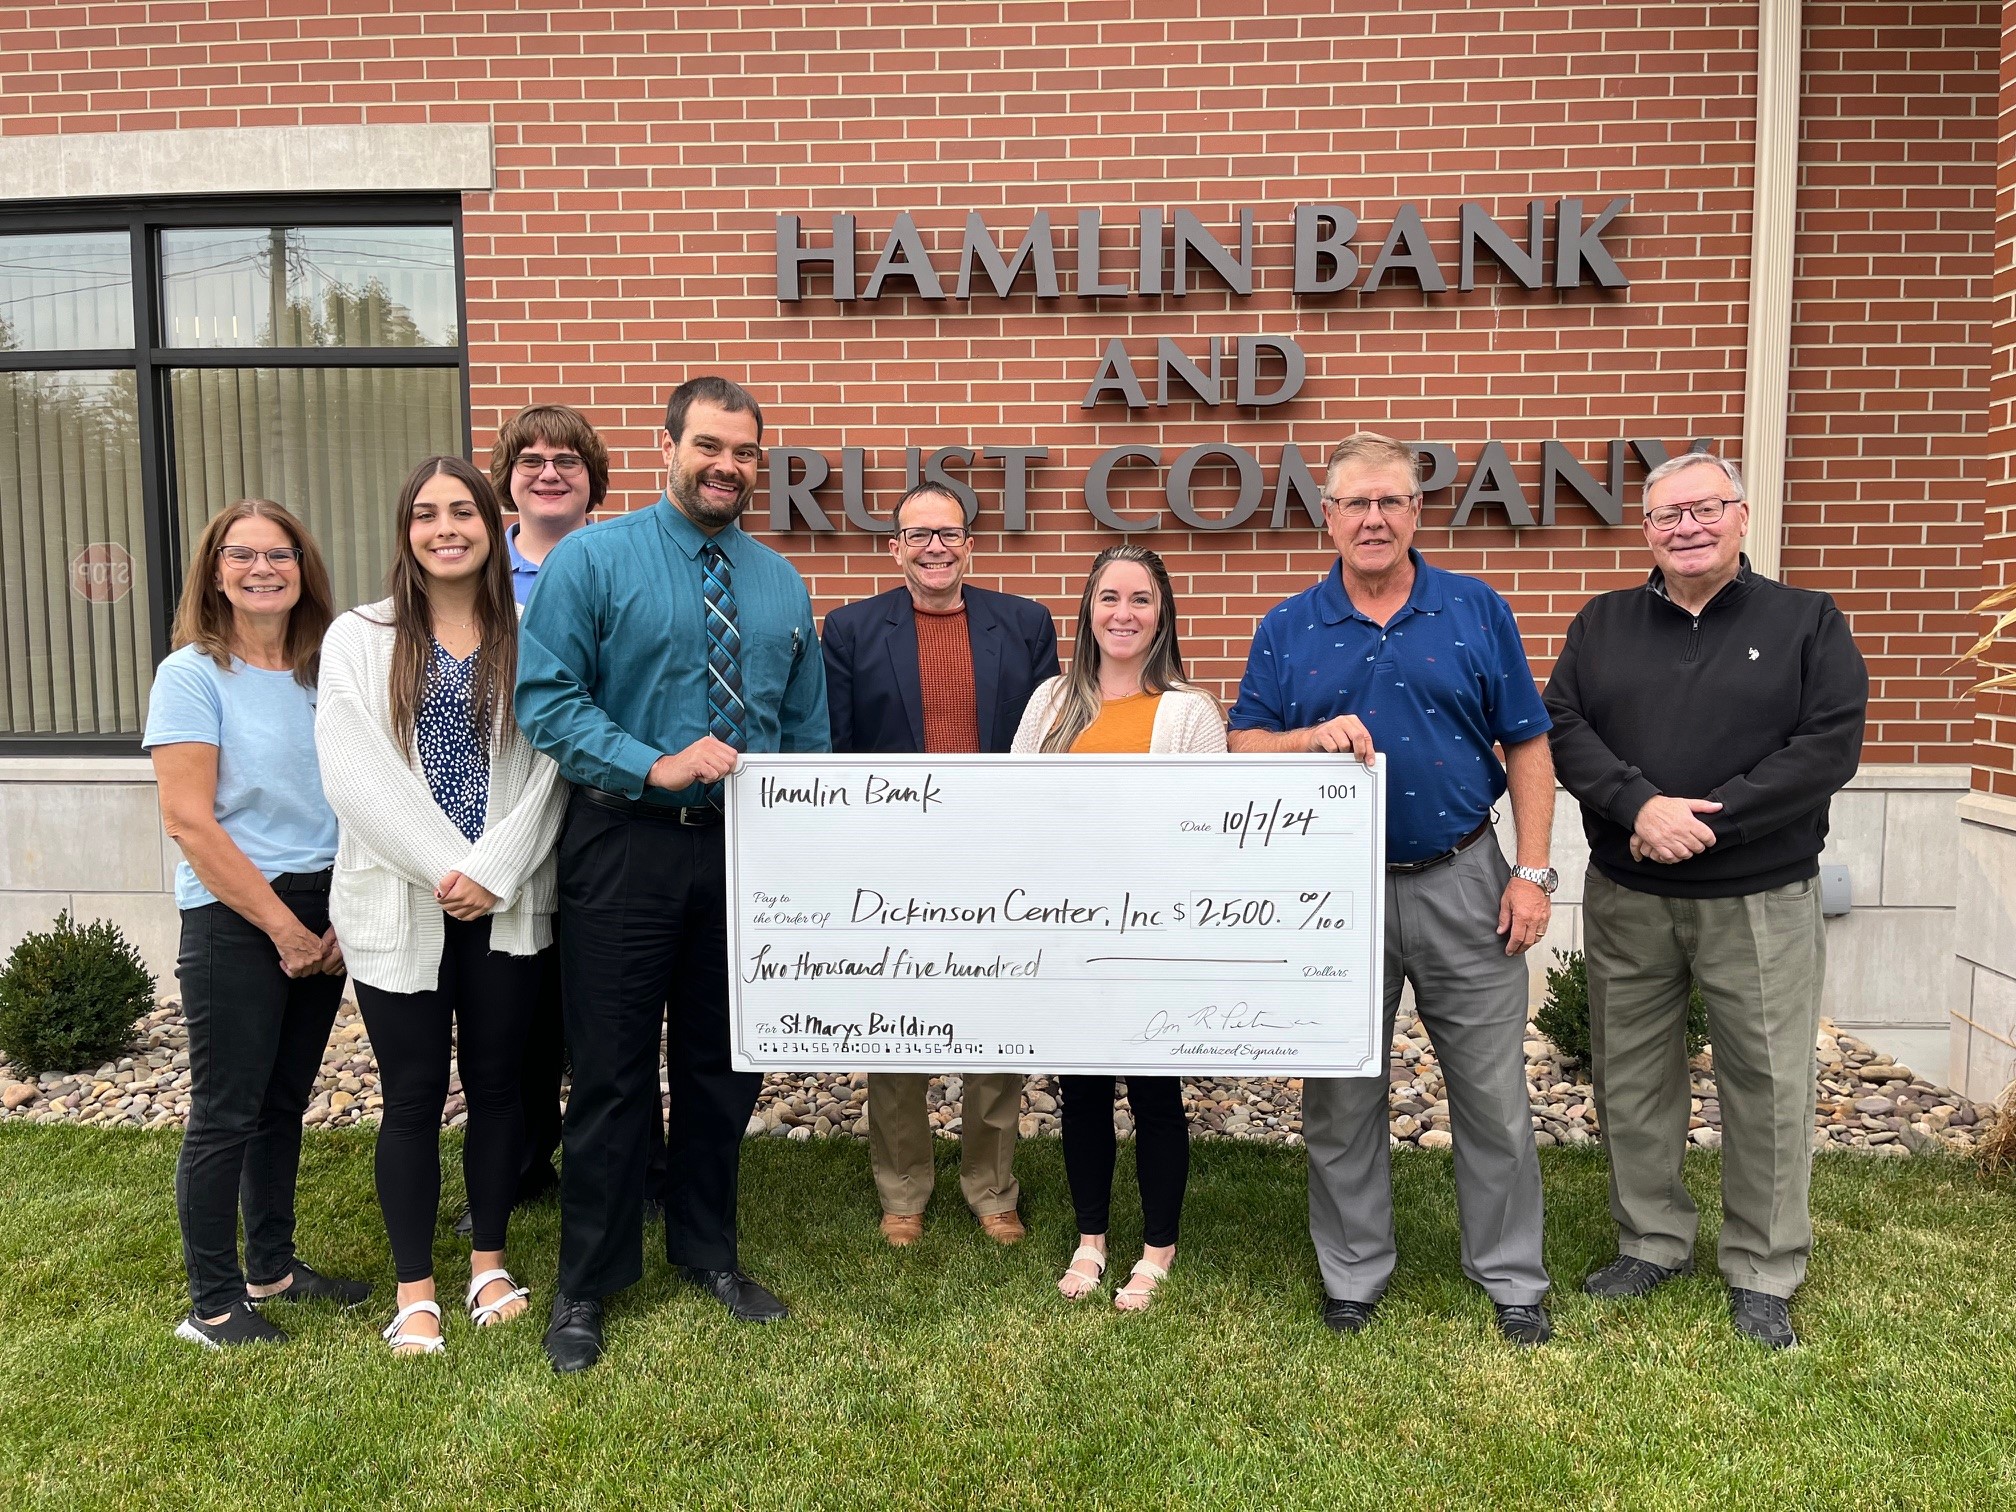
[724,754,1388,1077]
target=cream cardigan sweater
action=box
[1011,678,1227,754]
[315,602,566,994]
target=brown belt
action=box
[1386,818,1492,875]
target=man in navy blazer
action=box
[821,482,1060,1247]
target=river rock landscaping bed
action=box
[0,1001,1993,1157]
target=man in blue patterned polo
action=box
[1229,430,1560,1346]
[516,376,829,1372]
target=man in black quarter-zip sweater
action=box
[1544,451,1867,1351]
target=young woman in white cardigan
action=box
[1011,544,1226,1312]
[316,455,566,1355]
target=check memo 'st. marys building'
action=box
[1,1,2013,1100]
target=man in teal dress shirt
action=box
[517,375,828,1372]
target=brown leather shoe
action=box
[977,1210,1026,1245]
[879,1212,924,1247]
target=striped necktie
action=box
[700,541,744,806]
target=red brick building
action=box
[0,1,2010,1095]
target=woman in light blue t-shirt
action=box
[142,499,372,1350]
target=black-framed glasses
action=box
[215,546,304,568]
[896,526,972,548]
[1645,498,1738,531]
[512,450,586,475]
[1321,494,1420,518]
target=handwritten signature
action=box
[1130,1001,1321,1043]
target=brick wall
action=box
[1982,0,2016,796]
[1,0,1998,761]
[1787,2,1997,767]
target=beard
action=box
[670,458,752,529]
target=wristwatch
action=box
[1511,864,1559,895]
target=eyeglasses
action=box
[895,526,972,548]
[215,546,303,569]
[1645,498,1738,531]
[512,451,586,475]
[1321,494,1421,518]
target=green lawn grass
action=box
[1,1127,2012,1510]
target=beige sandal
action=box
[1057,1244,1107,1300]
[467,1268,530,1328]
[382,1299,445,1355]
[1115,1258,1169,1312]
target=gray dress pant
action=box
[1306,837,1550,1306]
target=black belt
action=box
[1387,819,1492,875]
[270,869,333,893]
[578,785,722,828]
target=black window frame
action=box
[0,192,471,755]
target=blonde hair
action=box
[1324,431,1421,493]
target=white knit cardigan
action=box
[1011,678,1228,754]
[315,601,566,994]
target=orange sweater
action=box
[1068,692,1162,753]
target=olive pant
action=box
[1583,868,1827,1297]
[867,1073,1023,1218]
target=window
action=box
[0,197,468,748]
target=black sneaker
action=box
[1729,1288,1797,1349]
[1494,1302,1553,1346]
[174,1299,287,1349]
[1582,1254,1690,1298]
[252,1261,373,1310]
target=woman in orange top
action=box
[1010,544,1226,1310]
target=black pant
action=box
[515,940,566,1196]
[556,791,757,1297]
[174,881,345,1319]
[1060,1076,1190,1247]
[353,916,540,1281]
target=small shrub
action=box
[0,912,154,1078]
[1535,948,1708,1066]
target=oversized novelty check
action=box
[725,754,1386,1076]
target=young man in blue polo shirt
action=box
[1229,431,1560,1346]
[480,405,611,1225]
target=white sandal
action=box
[1057,1244,1108,1300]
[382,1299,445,1354]
[466,1268,530,1327]
[1115,1258,1170,1312]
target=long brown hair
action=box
[1039,544,1205,753]
[171,499,335,689]
[374,455,519,755]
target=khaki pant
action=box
[867,1073,1023,1218]
[1583,868,1826,1297]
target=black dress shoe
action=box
[1320,1296,1379,1334]
[1582,1254,1690,1298]
[543,1293,605,1373]
[1729,1288,1797,1349]
[1494,1302,1553,1346]
[683,1267,788,1323]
